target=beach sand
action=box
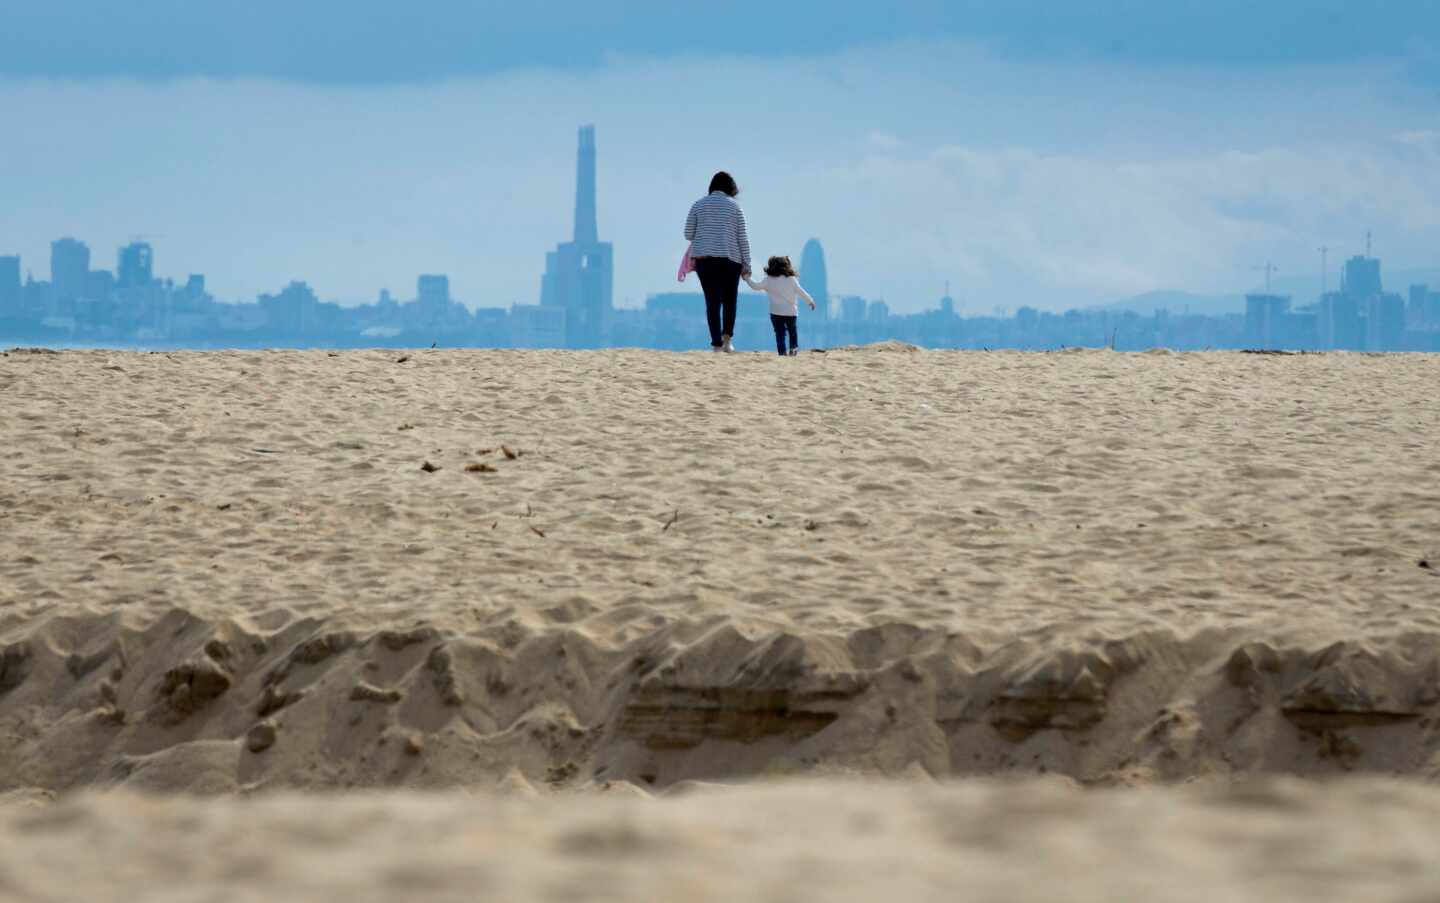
[2,345,1440,896]
[6,777,1440,902]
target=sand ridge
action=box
[3,347,1440,792]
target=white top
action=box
[743,274,815,317]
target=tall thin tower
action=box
[573,125,598,245]
[800,239,829,321]
[540,124,613,348]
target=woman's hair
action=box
[764,255,797,278]
[708,171,739,197]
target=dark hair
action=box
[764,255,797,278]
[708,171,739,197]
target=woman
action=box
[684,171,752,352]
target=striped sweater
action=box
[684,191,752,269]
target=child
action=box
[743,255,816,356]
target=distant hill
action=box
[1092,290,1245,317]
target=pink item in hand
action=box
[677,243,695,282]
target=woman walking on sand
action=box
[685,171,752,353]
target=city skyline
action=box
[5,218,1436,322]
[3,127,1436,345]
[2,113,1440,337]
[4,3,1439,315]
[3,117,1437,353]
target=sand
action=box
[2,345,1440,895]
[6,778,1440,901]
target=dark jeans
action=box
[770,314,798,355]
[695,256,741,347]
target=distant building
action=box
[50,238,90,301]
[117,242,154,289]
[510,303,567,348]
[1410,285,1431,324]
[3,224,1430,353]
[406,273,476,336]
[1016,306,1040,333]
[799,239,829,321]
[1368,294,1406,351]
[85,270,116,303]
[0,255,19,311]
[1342,255,1381,300]
[1319,291,1364,350]
[473,306,509,343]
[539,125,613,348]
[417,275,450,308]
[1420,286,1440,325]
[1244,293,1290,347]
[258,281,319,334]
[646,293,703,319]
[1328,252,1410,350]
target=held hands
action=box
[807,300,817,310]
[741,267,752,278]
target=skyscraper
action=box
[1245,294,1290,347]
[0,255,19,311]
[574,126,598,247]
[1334,252,1383,350]
[1370,293,1407,350]
[1342,254,1381,300]
[800,239,829,321]
[50,238,90,300]
[418,275,450,308]
[539,125,613,348]
[118,242,154,289]
[1410,285,1430,322]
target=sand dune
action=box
[3,347,1440,794]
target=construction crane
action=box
[1252,262,1279,293]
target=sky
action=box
[2,1,1439,313]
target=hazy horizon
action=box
[3,2,1439,314]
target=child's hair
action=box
[764,255,797,278]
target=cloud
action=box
[1,41,1437,313]
[797,137,1440,307]
[4,1,1437,82]
[867,132,902,152]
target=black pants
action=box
[695,256,741,347]
[770,314,798,355]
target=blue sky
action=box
[2,1,1439,312]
